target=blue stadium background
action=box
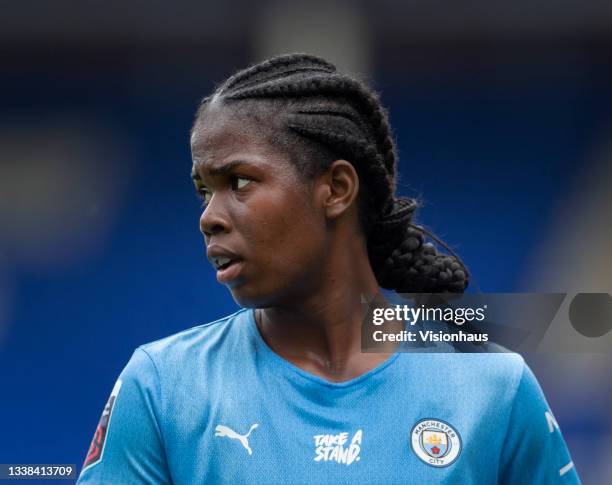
[1,3,612,482]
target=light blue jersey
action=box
[77,308,580,484]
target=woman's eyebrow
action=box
[192,160,254,179]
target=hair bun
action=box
[375,196,418,231]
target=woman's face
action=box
[190,101,329,307]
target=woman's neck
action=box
[255,233,399,382]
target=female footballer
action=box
[78,54,580,484]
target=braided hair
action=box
[194,53,469,293]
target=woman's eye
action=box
[198,188,212,207]
[232,176,252,190]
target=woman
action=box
[78,54,580,484]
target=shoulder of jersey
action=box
[400,347,526,389]
[138,308,248,359]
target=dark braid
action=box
[196,53,469,293]
[228,74,397,179]
[223,54,336,92]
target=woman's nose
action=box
[199,195,231,238]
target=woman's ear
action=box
[315,159,360,220]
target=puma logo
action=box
[214,423,259,455]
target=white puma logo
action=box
[214,423,259,455]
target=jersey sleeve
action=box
[499,360,581,484]
[77,347,172,484]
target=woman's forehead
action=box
[192,100,279,148]
[191,100,311,186]
[191,127,294,182]
[193,131,284,172]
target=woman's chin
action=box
[228,285,269,308]
[228,283,286,309]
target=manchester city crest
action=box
[410,418,461,467]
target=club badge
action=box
[411,418,461,467]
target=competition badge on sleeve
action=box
[82,379,123,470]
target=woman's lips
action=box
[216,259,244,284]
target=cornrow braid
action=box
[196,53,469,293]
[287,123,393,211]
[226,74,397,180]
[223,54,336,92]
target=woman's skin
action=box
[190,99,399,382]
